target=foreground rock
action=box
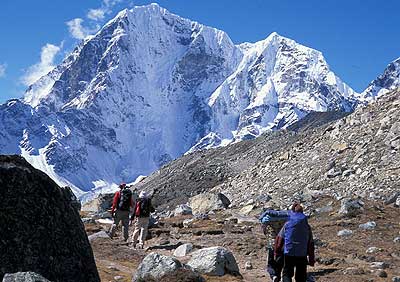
[187,246,240,276]
[189,193,231,215]
[0,155,100,282]
[133,252,203,282]
[2,272,51,282]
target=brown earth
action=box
[86,197,400,282]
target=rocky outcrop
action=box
[187,246,240,276]
[0,155,100,282]
[2,272,51,282]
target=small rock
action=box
[396,196,400,207]
[359,221,377,230]
[337,229,353,237]
[244,261,253,270]
[88,230,110,242]
[394,237,400,243]
[370,262,389,269]
[174,204,192,216]
[375,270,387,278]
[343,267,365,275]
[173,243,193,257]
[392,276,400,282]
[342,169,355,177]
[327,168,342,178]
[366,247,381,254]
[338,198,364,217]
[239,204,255,215]
[279,151,290,161]
[81,217,96,224]
[2,272,51,282]
[114,276,124,281]
[183,218,195,228]
[331,143,349,153]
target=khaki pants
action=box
[109,210,130,241]
[131,217,149,246]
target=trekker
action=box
[262,203,315,282]
[259,207,287,282]
[109,183,134,241]
[130,191,155,249]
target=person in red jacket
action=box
[109,183,134,241]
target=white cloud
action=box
[87,8,106,21]
[0,63,6,78]
[66,18,90,40]
[87,0,125,22]
[21,43,61,86]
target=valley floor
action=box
[85,197,400,282]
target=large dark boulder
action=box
[0,155,100,282]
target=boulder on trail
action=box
[189,192,231,215]
[133,252,202,282]
[2,272,51,282]
[187,246,240,276]
[0,155,100,282]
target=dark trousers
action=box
[282,255,307,282]
[266,247,284,280]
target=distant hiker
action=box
[262,203,315,282]
[109,183,134,241]
[130,190,155,249]
[259,206,287,282]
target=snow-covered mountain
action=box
[0,4,362,196]
[362,57,400,100]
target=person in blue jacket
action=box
[260,203,315,282]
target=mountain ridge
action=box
[0,3,398,198]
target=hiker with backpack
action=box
[259,206,287,282]
[109,183,134,242]
[130,190,155,249]
[262,203,315,282]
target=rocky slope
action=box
[137,88,400,210]
[0,4,360,196]
[0,155,100,282]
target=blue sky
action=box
[0,0,399,103]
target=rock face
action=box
[187,246,240,276]
[189,192,231,215]
[0,3,361,197]
[0,155,100,282]
[133,252,202,282]
[2,272,51,282]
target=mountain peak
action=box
[362,57,400,100]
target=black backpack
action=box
[135,198,153,217]
[118,189,132,211]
